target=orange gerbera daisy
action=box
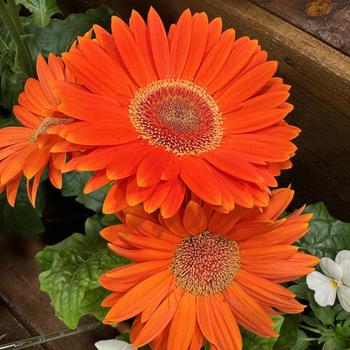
[0,54,82,206]
[49,7,299,217]
[99,188,318,350]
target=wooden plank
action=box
[0,302,44,350]
[57,0,350,220]
[0,235,117,350]
[250,0,350,57]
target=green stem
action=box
[299,325,323,335]
[0,0,34,77]
[300,337,320,341]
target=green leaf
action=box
[289,330,310,350]
[0,20,27,110]
[242,316,284,350]
[274,314,302,349]
[26,6,115,59]
[289,281,309,300]
[298,202,350,259]
[62,172,109,212]
[36,214,128,328]
[322,337,346,350]
[0,114,20,127]
[16,0,61,27]
[0,178,45,237]
[308,291,335,326]
[337,311,350,321]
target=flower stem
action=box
[0,0,34,77]
[299,324,323,334]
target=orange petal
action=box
[129,10,157,80]
[103,180,128,214]
[0,127,32,147]
[126,177,155,206]
[84,170,110,193]
[218,61,278,110]
[160,177,186,218]
[224,283,276,337]
[203,149,264,183]
[36,54,59,105]
[170,9,192,77]
[104,270,173,323]
[183,200,208,234]
[23,149,50,179]
[137,148,170,187]
[125,214,180,243]
[6,175,21,207]
[180,156,222,206]
[13,105,41,128]
[143,180,172,213]
[208,39,258,94]
[195,29,234,87]
[258,187,295,220]
[182,12,209,79]
[167,292,197,350]
[147,7,170,79]
[133,288,183,347]
[112,16,154,86]
[107,143,151,180]
[205,17,222,54]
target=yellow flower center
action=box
[30,116,73,143]
[170,231,240,295]
[129,79,223,156]
[332,279,339,288]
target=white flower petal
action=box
[306,271,333,290]
[319,257,343,280]
[338,285,350,312]
[306,271,337,307]
[335,250,350,265]
[95,339,136,350]
[340,260,350,287]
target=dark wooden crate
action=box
[1,1,350,349]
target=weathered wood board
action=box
[0,235,117,349]
[251,0,350,57]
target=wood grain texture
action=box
[251,0,350,57]
[0,235,117,350]
[0,302,44,350]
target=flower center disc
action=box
[170,231,240,295]
[30,116,73,143]
[129,79,223,156]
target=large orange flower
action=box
[50,8,299,217]
[99,188,318,350]
[0,54,82,206]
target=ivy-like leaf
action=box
[290,330,310,350]
[15,0,61,27]
[241,316,284,350]
[62,172,109,212]
[274,314,302,349]
[26,6,115,59]
[298,202,350,259]
[0,178,45,237]
[36,214,127,328]
[0,20,27,110]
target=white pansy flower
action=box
[95,339,137,350]
[307,250,350,311]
